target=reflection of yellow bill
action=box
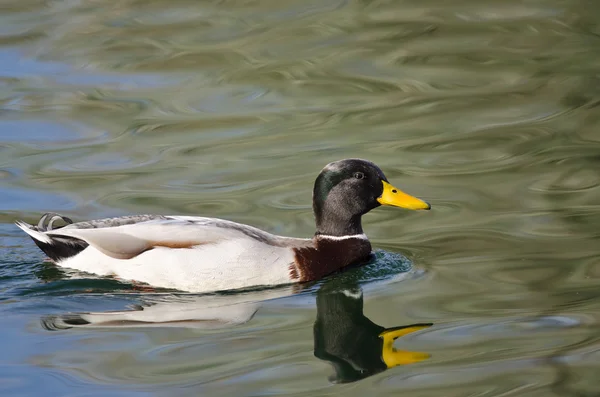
[379,324,432,368]
[377,181,431,210]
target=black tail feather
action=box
[33,237,89,262]
[23,213,89,262]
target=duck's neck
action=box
[314,212,364,237]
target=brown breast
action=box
[291,237,372,282]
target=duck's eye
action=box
[353,172,365,180]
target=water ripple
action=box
[1,0,600,395]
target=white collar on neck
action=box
[315,233,368,241]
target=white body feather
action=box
[58,241,294,293]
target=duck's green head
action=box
[313,159,430,236]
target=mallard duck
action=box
[17,159,430,293]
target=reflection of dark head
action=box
[313,282,432,383]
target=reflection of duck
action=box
[42,286,298,330]
[314,281,432,383]
[41,267,431,383]
[17,159,430,293]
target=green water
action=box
[2,0,600,395]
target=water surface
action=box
[2,0,600,396]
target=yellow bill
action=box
[379,324,432,368]
[377,181,430,210]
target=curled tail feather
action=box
[36,213,73,231]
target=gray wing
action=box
[64,214,300,247]
[38,213,311,248]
